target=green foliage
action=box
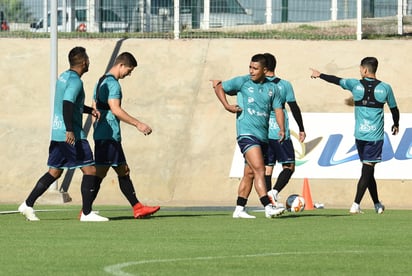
[0,0,33,23]
[1,205,412,275]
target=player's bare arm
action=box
[108,98,152,136]
[274,107,285,142]
[211,79,242,114]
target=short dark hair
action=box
[360,57,378,74]
[263,53,277,71]
[68,46,88,67]
[115,52,138,67]
[251,54,267,68]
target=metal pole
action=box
[49,0,58,190]
[356,0,362,40]
[174,0,180,39]
[265,0,272,25]
[331,0,338,21]
[398,0,404,35]
[203,0,210,30]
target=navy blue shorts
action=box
[47,140,94,169]
[94,140,126,167]
[266,138,295,166]
[237,135,268,164]
[356,139,383,163]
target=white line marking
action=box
[104,250,362,276]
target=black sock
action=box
[26,172,56,207]
[354,164,374,204]
[236,197,248,207]
[368,176,380,204]
[118,175,139,207]
[260,195,271,207]
[273,168,293,193]
[91,177,103,204]
[81,175,99,215]
[264,175,272,192]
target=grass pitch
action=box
[1,205,412,276]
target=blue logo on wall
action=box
[318,128,412,166]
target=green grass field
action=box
[1,205,412,276]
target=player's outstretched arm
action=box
[310,68,341,85]
[211,80,242,114]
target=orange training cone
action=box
[302,178,314,210]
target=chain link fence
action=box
[1,0,411,39]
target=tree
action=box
[0,0,33,23]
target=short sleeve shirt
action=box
[222,75,282,142]
[267,77,296,140]
[51,70,86,141]
[93,74,123,141]
[340,77,397,141]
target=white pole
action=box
[331,0,338,21]
[43,0,47,32]
[203,0,210,29]
[49,0,58,191]
[62,0,67,31]
[265,0,272,25]
[174,0,180,39]
[398,0,404,35]
[356,0,362,40]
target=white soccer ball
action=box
[286,194,306,213]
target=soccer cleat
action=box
[78,210,99,219]
[349,202,363,214]
[267,189,284,208]
[80,212,109,222]
[133,203,160,219]
[374,202,385,214]
[232,206,256,219]
[18,202,40,221]
[265,204,285,218]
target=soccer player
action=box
[211,53,286,219]
[18,46,109,222]
[92,52,160,218]
[310,56,399,214]
[264,53,306,207]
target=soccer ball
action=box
[286,194,306,213]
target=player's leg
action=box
[76,140,108,221]
[244,145,284,218]
[18,167,63,221]
[18,141,65,221]
[233,164,255,218]
[114,164,160,218]
[269,139,295,206]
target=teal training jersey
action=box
[340,77,397,141]
[93,74,122,142]
[51,70,87,141]
[222,75,282,142]
[267,76,296,140]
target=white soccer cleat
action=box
[232,206,256,219]
[349,202,363,214]
[80,212,109,222]
[265,204,285,218]
[374,202,385,214]
[18,202,40,221]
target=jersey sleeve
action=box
[339,78,359,93]
[222,75,249,94]
[384,83,397,108]
[63,77,82,103]
[107,79,122,100]
[283,80,296,102]
[271,86,283,109]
